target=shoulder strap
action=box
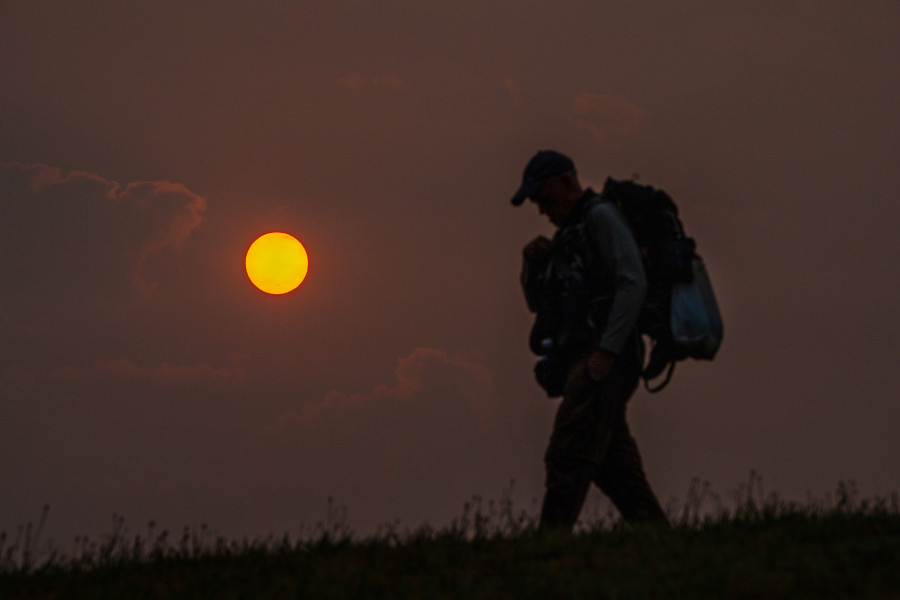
[644,361,675,393]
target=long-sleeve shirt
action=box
[521,191,647,357]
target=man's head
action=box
[511,150,584,226]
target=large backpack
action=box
[601,177,723,391]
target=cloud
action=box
[0,345,544,541]
[500,77,521,100]
[118,181,206,295]
[571,92,647,145]
[501,77,519,95]
[283,347,497,442]
[264,347,537,530]
[0,162,206,297]
[0,359,244,399]
[51,359,243,386]
[0,162,212,378]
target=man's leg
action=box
[540,355,623,530]
[593,419,668,523]
[540,455,592,530]
[590,340,667,523]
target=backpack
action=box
[601,177,723,392]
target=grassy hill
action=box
[3,482,898,599]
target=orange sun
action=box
[245,232,309,295]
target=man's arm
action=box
[586,201,647,360]
[520,235,553,312]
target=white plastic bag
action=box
[670,256,723,360]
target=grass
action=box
[2,474,899,599]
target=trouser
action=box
[539,345,667,530]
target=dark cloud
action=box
[571,93,648,146]
[0,163,208,375]
[0,162,205,298]
[0,344,543,542]
[264,347,535,531]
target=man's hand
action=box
[587,350,616,381]
[523,235,553,260]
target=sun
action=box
[245,232,309,295]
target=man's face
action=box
[531,174,576,226]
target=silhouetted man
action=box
[511,150,667,530]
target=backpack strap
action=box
[644,361,676,393]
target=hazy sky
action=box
[2,1,899,545]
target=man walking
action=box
[512,150,667,530]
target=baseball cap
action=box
[510,150,575,206]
